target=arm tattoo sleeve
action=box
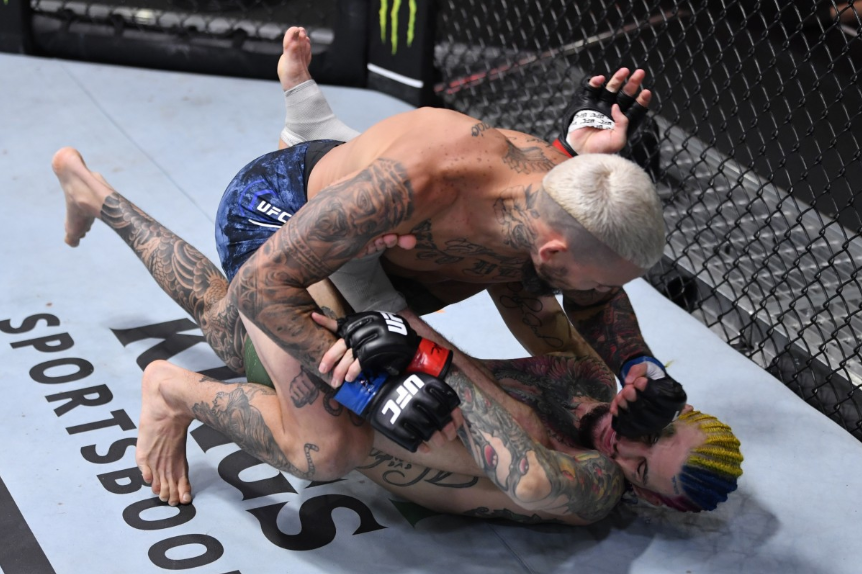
[563,288,653,374]
[229,159,415,374]
[445,367,625,522]
[358,449,479,489]
[485,354,617,438]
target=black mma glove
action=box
[612,355,687,439]
[337,311,453,378]
[553,78,650,158]
[333,371,461,452]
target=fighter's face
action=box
[584,404,704,501]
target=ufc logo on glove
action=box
[380,312,408,336]
[380,374,424,423]
[334,311,460,452]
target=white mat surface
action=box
[0,53,858,574]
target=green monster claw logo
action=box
[379,0,417,54]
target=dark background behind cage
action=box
[6,0,862,440]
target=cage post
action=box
[0,0,33,54]
[366,0,439,106]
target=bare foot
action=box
[51,147,113,247]
[136,361,194,506]
[277,26,313,91]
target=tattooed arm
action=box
[229,158,417,376]
[357,448,597,525]
[444,365,625,523]
[396,308,551,447]
[487,281,606,359]
[562,288,653,375]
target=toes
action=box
[159,476,171,503]
[168,478,181,507]
[283,26,299,47]
[138,461,154,485]
[150,475,161,497]
[179,476,192,505]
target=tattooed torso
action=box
[312,110,565,290]
[231,108,567,373]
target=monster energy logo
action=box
[379,0,417,54]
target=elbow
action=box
[228,259,302,319]
[513,471,553,507]
[228,260,258,317]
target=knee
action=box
[142,359,183,385]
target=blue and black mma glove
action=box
[335,311,453,379]
[612,355,687,439]
[553,78,650,158]
[333,311,459,452]
[334,371,460,452]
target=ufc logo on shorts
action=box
[255,200,291,224]
[380,312,407,336]
[381,374,424,423]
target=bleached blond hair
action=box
[542,154,666,269]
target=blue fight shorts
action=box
[215,140,343,282]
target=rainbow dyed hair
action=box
[653,410,744,512]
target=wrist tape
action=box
[333,372,389,417]
[406,339,453,379]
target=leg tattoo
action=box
[100,193,246,373]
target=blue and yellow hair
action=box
[654,410,744,512]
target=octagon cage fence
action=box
[5,0,861,440]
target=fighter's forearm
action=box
[563,288,652,374]
[230,262,335,375]
[357,448,583,525]
[444,366,625,522]
[230,158,416,374]
[372,432,484,477]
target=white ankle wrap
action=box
[280,80,361,146]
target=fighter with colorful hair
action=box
[308,313,745,521]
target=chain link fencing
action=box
[433,0,862,440]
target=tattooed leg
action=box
[54,147,370,477]
[138,359,324,504]
[52,147,245,372]
[237,315,375,479]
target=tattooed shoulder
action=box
[502,141,556,174]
